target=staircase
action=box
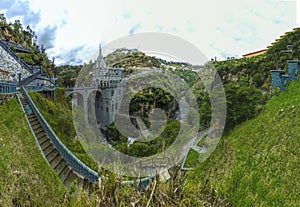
[16,87,154,191]
[17,88,94,191]
[20,71,41,86]
[0,40,33,73]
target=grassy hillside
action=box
[183,80,300,206]
[0,99,68,206]
[29,90,98,171]
[213,28,300,90]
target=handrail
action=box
[2,40,32,53]
[0,82,16,94]
[20,71,41,86]
[0,40,33,73]
[22,87,152,187]
[16,92,46,160]
[21,87,99,183]
[23,85,57,92]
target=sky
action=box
[0,0,299,65]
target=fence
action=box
[0,82,16,94]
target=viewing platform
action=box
[0,82,16,94]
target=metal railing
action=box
[20,71,41,86]
[1,40,32,53]
[0,82,16,94]
[21,87,99,183]
[22,87,152,187]
[23,85,57,92]
[0,40,33,73]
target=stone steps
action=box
[18,91,91,192]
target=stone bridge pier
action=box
[66,44,125,128]
[70,85,124,128]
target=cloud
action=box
[4,0,41,26]
[2,0,298,65]
[0,0,14,10]
[23,10,41,26]
[37,25,58,49]
[122,13,132,20]
[55,45,86,66]
[129,23,142,35]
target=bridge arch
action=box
[87,89,102,124]
[73,91,84,108]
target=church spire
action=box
[99,43,103,58]
[97,43,106,68]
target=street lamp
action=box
[18,73,21,86]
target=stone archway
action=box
[73,91,84,108]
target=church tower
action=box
[93,44,108,86]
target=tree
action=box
[0,13,6,23]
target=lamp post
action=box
[18,73,21,86]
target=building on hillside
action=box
[0,40,54,86]
[92,44,125,88]
[92,44,125,126]
[244,28,300,58]
[243,49,267,58]
[72,44,125,127]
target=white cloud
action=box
[1,0,299,65]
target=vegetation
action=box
[0,13,54,77]
[29,90,98,171]
[0,99,68,206]
[183,80,300,206]
[1,11,300,206]
[105,48,161,69]
[55,65,82,87]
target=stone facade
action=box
[73,45,125,127]
[0,45,31,83]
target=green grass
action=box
[4,81,298,206]
[29,91,98,171]
[183,80,300,206]
[0,99,68,206]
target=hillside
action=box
[183,80,300,206]
[0,100,68,206]
[29,90,98,171]
[0,13,54,77]
[1,11,299,205]
[213,28,300,90]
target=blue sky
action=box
[0,0,299,65]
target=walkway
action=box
[17,87,152,190]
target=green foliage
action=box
[184,80,300,206]
[105,48,161,69]
[17,53,36,65]
[55,65,82,87]
[0,100,67,206]
[224,83,265,132]
[168,68,197,88]
[111,121,180,157]
[0,13,53,77]
[29,92,97,171]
